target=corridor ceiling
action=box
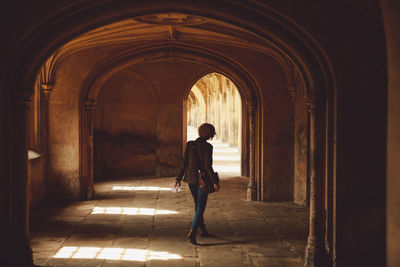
[40,12,304,92]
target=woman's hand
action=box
[214,184,220,192]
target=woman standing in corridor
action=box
[175,123,220,245]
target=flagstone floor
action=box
[30,177,309,267]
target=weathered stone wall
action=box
[261,73,294,202]
[197,44,295,202]
[28,157,46,208]
[225,46,294,201]
[268,2,387,265]
[93,61,213,180]
[28,89,48,208]
[48,49,112,200]
[94,68,158,179]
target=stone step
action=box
[213,155,241,161]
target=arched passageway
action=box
[22,13,318,264]
[7,2,388,267]
[24,11,321,263]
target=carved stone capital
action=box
[41,82,53,93]
[306,92,325,112]
[41,83,54,100]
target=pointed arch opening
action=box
[3,3,341,266]
[186,72,242,178]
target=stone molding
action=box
[307,92,325,112]
[135,13,209,25]
[41,83,54,99]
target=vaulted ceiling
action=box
[39,12,304,95]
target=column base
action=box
[304,242,329,267]
[86,189,96,200]
[247,186,257,201]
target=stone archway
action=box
[79,44,263,203]
[5,3,336,266]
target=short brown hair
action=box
[198,123,216,140]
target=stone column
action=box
[226,90,232,146]
[41,83,53,188]
[304,93,326,266]
[218,91,223,140]
[223,91,228,143]
[236,91,241,148]
[247,104,257,201]
[10,88,34,266]
[230,87,235,146]
[41,84,53,137]
[85,101,96,200]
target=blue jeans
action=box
[189,183,208,231]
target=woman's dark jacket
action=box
[176,137,218,185]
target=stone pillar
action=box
[236,90,241,148]
[41,83,53,188]
[247,104,257,201]
[41,84,53,138]
[223,91,228,143]
[218,91,223,140]
[226,90,232,146]
[85,101,96,200]
[213,92,217,128]
[291,83,308,206]
[304,93,326,266]
[10,88,34,266]
[229,87,235,146]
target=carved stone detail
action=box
[41,83,54,100]
[288,85,296,102]
[136,13,208,25]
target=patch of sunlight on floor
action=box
[91,207,178,215]
[112,186,171,191]
[54,247,182,261]
[213,165,241,172]
[72,247,101,259]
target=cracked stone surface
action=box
[30,177,308,266]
